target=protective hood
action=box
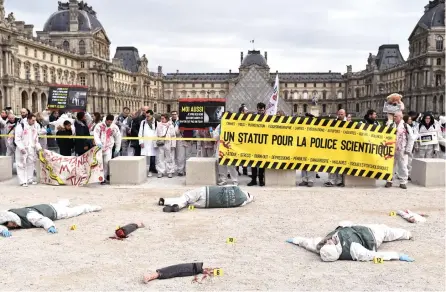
[320,244,341,262]
[420,112,435,129]
[240,190,254,206]
[0,211,22,227]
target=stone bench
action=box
[0,156,12,182]
[186,157,217,186]
[109,156,146,185]
[411,158,445,187]
[344,175,376,187]
[265,169,296,187]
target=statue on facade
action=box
[0,0,5,21]
[139,54,148,73]
[311,94,318,106]
[6,12,15,23]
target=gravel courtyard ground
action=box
[0,173,444,291]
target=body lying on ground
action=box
[0,199,102,237]
[286,221,414,262]
[158,185,254,212]
[143,262,218,283]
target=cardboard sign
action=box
[179,98,225,130]
[383,102,402,114]
[47,85,88,111]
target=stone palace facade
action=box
[0,0,444,117]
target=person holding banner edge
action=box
[93,114,122,185]
[248,103,266,187]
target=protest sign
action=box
[219,113,397,180]
[179,98,225,129]
[418,132,438,146]
[37,147,104,186]
[47,85,88,111]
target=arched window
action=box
[433,96,437,113]
[80,61,85,69]
[284,91,288,99]
[63,41,70,51]
[293,104,298,113]
[355,103,359,113]
[303,104,307,113]
[322,104,326,113]
[79,40,86,55]
[154,103,157,113]
[436,35,444,52]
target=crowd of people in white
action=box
[0,104,444,188]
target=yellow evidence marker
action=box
[389,211,396,217]
[116,226,121,230]
[213,269,223,276]
[373,257,384,264]
[70,225,77,230]
[226,237,236,244]
[188,205,195,211]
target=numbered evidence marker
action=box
[373,257,384,264]
[213,269,223,276]
[70,225,77,230]
[188,205,195,211]
[226,237,236,244]
[389,211,396,217]
[116,226,121,230]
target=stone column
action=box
[4,51,10,76]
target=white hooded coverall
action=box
[93,122,122,179]
[387,121,415,185]
[14,122,42,185]
[0,199,101,234]
[155,121,176,175]
[288,221,412,262]
[415,123,444,158]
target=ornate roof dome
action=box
[42,1,103,32]
[240,50,269,69]
[418,0,445,29]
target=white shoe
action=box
[232,182,239,186]
[29,181,37,185]
[157,174,163,178]
[148,172,153,177]
[21,183,28,187]
[217,181,226,186]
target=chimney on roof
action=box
[158,66,162,73]
[176,69,179,74]
[329,70,331,73]
[265,51,268,62]
[24,24,34,37]
[229,69,232,74]
[276,70,278,74]
[69,0,79,32]
[240,52,243,64]
[347,65,352,74]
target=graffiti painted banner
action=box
[38,147,104,186]
[219,113,397,180]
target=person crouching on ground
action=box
[158,185,254,212]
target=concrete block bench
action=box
[109,156,146,185]
[265,169,296,187]
[344,175,376,187]
[0,156,12,181]
[186,157,217,186]
[411,158,445,187]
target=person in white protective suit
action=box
[158,185,254,212]
[324,109,347,187]
[385,111,415,189]
[415,112,444,158]
[213,123,238,186]
[0,199,101,238]
[93,114,122,185]
[286,221,414,262]
[14,114,42,187]
[155,113,176,178]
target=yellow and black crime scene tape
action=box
[219,112,398,181]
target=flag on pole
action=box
[266,74,279,115]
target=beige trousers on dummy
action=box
[51,199,101,219]
[164,187,206,210]
[15,147,37,185]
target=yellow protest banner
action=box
[219,113,397,180]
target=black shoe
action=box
[100,181,107,185]
[178,173,184,177]
[336,183,345,187]
[259,181,265,187]
[316,173,320,179]
[399,184,407,189]
[408,177,412,181]
[298,181,308,186]
[227,174,231,179]
[324,182,334,187]
[247,181,257,186]
[163,204,180,212]
[158,198,165,206]
[243,171,248,175]
[385,182,392,188]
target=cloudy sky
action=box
[6,0,424,74]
